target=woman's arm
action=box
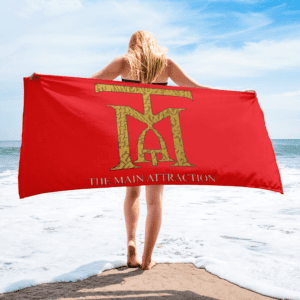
[168,58,212,89]
[90,55,124,80]
[168,58,256,94]
[29,55,123,81]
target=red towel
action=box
[18,74,283,198]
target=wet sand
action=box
[0,263,286,300]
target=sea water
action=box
[0,140,299,299]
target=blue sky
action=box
[1,0,300,140]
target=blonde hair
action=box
[123,30,168,84]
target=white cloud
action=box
[1,0,203,80]
[259,90,300,111]
[267,90,300,98]
[172,38,300,80]
[208,12,273,40]
[20,0,83,16]
[234,12,273,28]
[19,34,129,47]
[283,10,300,15]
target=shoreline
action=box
[0,263,285,300]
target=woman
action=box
[90,30,216,271]
[30,30,255,271]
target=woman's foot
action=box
[140,260,156,270]
[127,241,141,268]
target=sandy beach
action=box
[0,263,284,300]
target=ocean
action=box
[0,140,299,299]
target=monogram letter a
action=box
[95,83,196,170]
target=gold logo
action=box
[95,83,196,170]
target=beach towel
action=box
[18,74,284,198]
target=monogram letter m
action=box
[95,83,196,170]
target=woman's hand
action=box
[245,90,256,95]
[30,72,40,80]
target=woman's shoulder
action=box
[166,57,175,68]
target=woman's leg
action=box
[124,186,142,267]
[141,184,164,270]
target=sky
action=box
[1,0,300,140]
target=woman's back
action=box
[121,55,169,84]
[121,55,212,89]
[89,29,212,89]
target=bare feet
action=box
[140,260,156,270]
[127,241,141,268]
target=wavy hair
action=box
[123,30,168,84]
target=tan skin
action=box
[30,46,256,271]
